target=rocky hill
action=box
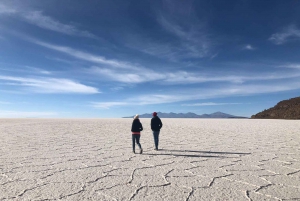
[251,97,300,119]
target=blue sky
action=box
[1,0,300,118]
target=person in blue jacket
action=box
[151,112,163,150]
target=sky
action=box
[1,0,300,118]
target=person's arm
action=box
[150,118,153,130]
[159,118,163,129]
[140,122,143,131]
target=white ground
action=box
[0,118,300,201]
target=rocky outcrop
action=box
[251,97,300,119]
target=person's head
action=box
[152,112,157,117]
[134,114,139,120]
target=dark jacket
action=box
[151,116,163,131]
[131,119,143,132]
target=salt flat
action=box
[0,118,300,201]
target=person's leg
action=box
[135,135,143,154]
[153,131,160,150]
[132,135,136,153]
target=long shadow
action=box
[162,149,251,155]
[142,153,226,158]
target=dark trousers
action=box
[132,134,142,151]
[152,131,160,149]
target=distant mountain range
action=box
[124,112,247,118]
[251,96,300,119]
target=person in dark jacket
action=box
[151,112,163,150]
[131,114,143,154]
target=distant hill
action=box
[251,97,300,119]
[124,112,247,118]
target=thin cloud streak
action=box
[281,64,300,69]
[182,102,242,106]
[0,65,51,75]
[0,2,96,38]
[27,40,300,85]
[90,101,128,109]
[33,40,139,70]
[23,11,97,38]
[90,66,300,84]
[0,75,100,94]
[269,25,300,45]
[157,10,211,59]
[126,13,212,61]
[90,66,165,83]
[91,81,300,108]
[0,3,16,14]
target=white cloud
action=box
[0,3,16,14]
[33,40,138,70]
[269,25,300,45]
[27,40,300,86]
[182,102,242,106]
[281,64,300,69]
[91,80,300,108]
[164,71,300,84]
[126,14,212,61]
[0,110,57,118]
[154,16,212,60]
[0,2,96,38]
[110,86,124,91]
[243,44,255,50]
[90,64,300,85]
[25,66,51,75]
[90,101,128,109]
[23,11,97,38]
[0,65,51,75]
[0,75,100,94]
[157,16,210,59]
[90,66,165,83]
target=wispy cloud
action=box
[91,80,300,108]
[90,66,165,83]
[90,65,300,84]
[0,3,16,14]
[25,66,51,75]
[157,15,210,59]
[110,86,124,91]
[32,40,138,70]
[126,11,212,61]
[243,44,255,50]
[280,63,300,69]
[0,75,100,94]
[182,102,242,106]
[0,64,51,75]
[269,25,300,45]
[0,2,96,38]
[90,101,128,109]
[23,11,97,38]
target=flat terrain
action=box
[1,118,300,201]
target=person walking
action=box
[151,112,163,150]
[131,114,143,154]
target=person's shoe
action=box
[140,148,143,154]
[133,150,136,154]
[154,148,158,151]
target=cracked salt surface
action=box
[1,118,300,200]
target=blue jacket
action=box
[151,116,163,131]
